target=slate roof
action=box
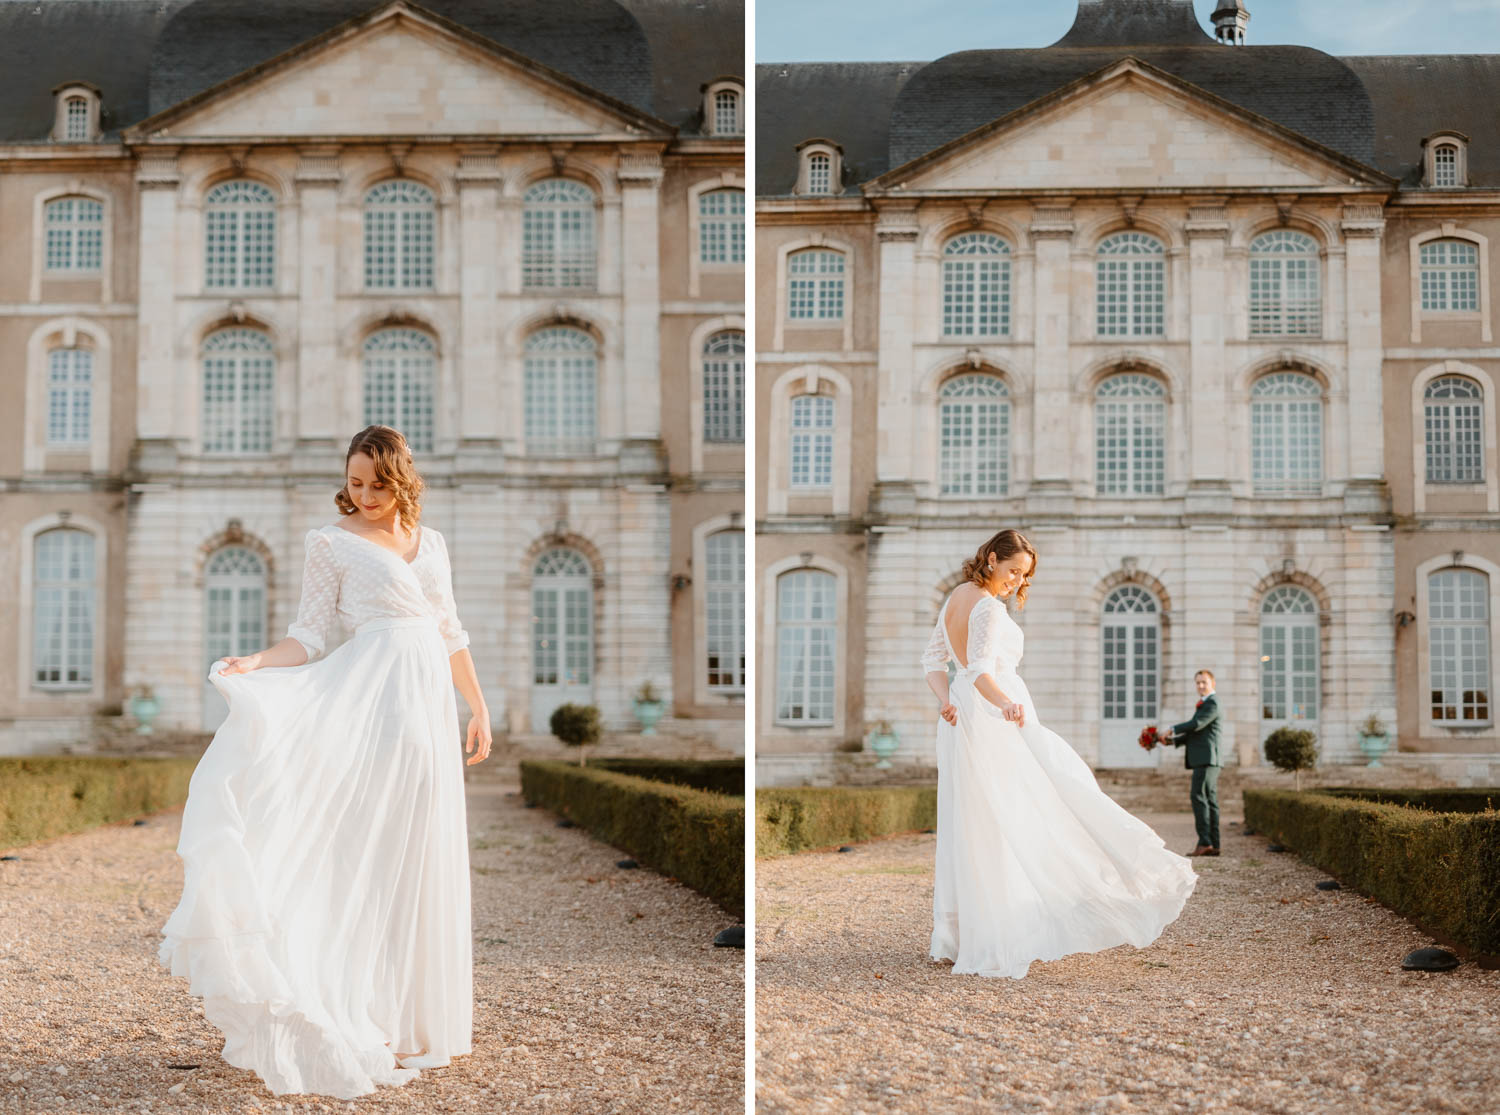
[0,0,744,142]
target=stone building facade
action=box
[0,0,745,752]
[756,0,1500,784]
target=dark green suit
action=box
[1168,693,1221,849]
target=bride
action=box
[158,425,492,1098]
[921,528,1196,978]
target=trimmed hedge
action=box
[1314,786,1499,814]
[587,757,745,796]
[757,786,938,858]
[519,760,744,917]
[1243,787,1500,957]
[0,757,200,851]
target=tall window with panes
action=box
[1251,372,1322,495]
[364,181,435,290]
[522,179,595,289]
[942,233,1011,338]
[807,153,832,195]
[524,327,596,455]
[939,374,1009,496]
[202,329,275,455]
[1096,232,1164,336]
[1425,376,1485,484]
[775,569,836,725]
[44,198,102,273]
[1429,568,1491,723]
[46,348,93,448]
[788,395,834,490]
[699,189,744,265]
[204,181,276,290]
[1420,240,1479,311]
[362,329,435,452]
[32,529,95,688]
[1249,231,1320,336]
[1433,144,1459,187]
[787,249,844,320]
[705,530,745,692]
[713,89,742,135]
[1095,374,1166,496]
[64,97,89,141]
[703,331,744,443]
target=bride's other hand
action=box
[465,713,492,765]
[1001,700,1026,727]
[939,703,957,725]
[217,653,263,676]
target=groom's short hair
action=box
[1195,669,1215,682]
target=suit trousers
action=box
[1189,764,1221,848]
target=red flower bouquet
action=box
[1138,724,1162,751]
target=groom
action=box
[1162,669,1221,857]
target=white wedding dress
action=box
[159,524,474,1098]
[921,591,1197,978]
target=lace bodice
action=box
[286,524,469,661]
[920,592,1025,676]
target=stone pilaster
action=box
[1341,202,1387,510]
[1186,200,1232,509]
[133,149,182,469]
[873,204,919,503]
[456,145,503,452]
[1030,202,1075,490]
[618,151,663,445]
[294,146,342,452]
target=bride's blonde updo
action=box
[334,425,425,527]
[960,528,1038,608]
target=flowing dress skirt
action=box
[932,665,1197,978]
[159,616,473,1098]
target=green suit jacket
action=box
[1169,694,1221,769]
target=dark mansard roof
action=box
[758,0,1500,196]
[0,0,744,141]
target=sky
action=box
[756,0,1500,61]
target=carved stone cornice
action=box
[1186,203,1230,239]
[134,149,180,190]
[294,144,342,187]
[455,144,502,189]
[617,151,664,187]
[1030,203,1075,240]
[1341,203,1386,239]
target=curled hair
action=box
[334,425,424,527]
[960,528,1038,608]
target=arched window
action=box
[364,181,435,290]
[524,327,596,454]
[1429,568,1491,723]
[705,530,745,691]
[203,547,266,729]
[531,547,593,732]
[775,569,836,725]
[789,395,834,490]
[1420,240,1479,312]
[1095,374,1166,495]
[202,329,274,455]
[1096,232,1165,337]
[807,153,831,195]
[1251,372,1322,495]
[522,179,595,289]
[699,188,744,265]
[203,181,275,290]
[362,329,435,452]
[46,348,93,447]
[63,97,89,142]
[713,89,742,135]
[1424,375,1485,484]
[1433,144,1459,188]
[787,249,844,320]
[939,374,1009,496]
[44,198,103,273]
[1100,585,1160,768]
[1250,230,1320,336]
[703,330,744,443]
[1260,586,1319,730]
[32,528,95,688]
[942,233,1011,338]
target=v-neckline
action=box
[332,523,424,566]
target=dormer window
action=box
[795,140,843,197]
[1423,132,1469,189]
[702,79,743,136]
[51,83,101,143]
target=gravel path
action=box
[755,805,1500,1114]
[0,763,745,1113]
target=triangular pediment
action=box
[872,59,1392,193]
[128,1,668,140]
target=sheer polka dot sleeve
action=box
[286,529,340,661]
[428,530,470,657]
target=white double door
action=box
[201,549,266,731]
[529,551,595,733]
[1099,607,1162,768]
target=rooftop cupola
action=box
[1212,1,1250,45]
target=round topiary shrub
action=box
[1263,726,1318,790]
[550,703,602,766]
